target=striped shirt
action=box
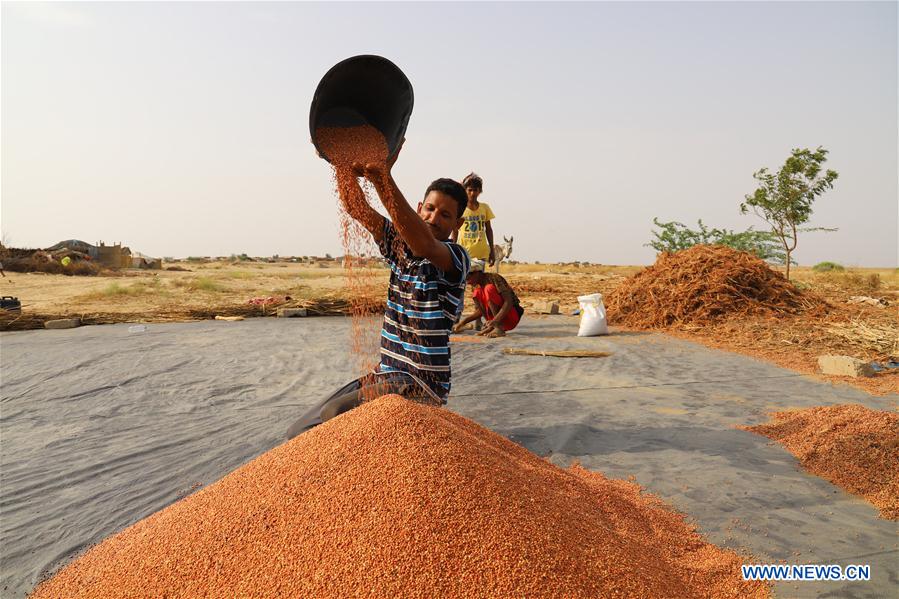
[377,220,470,400]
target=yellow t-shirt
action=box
[458,202,495,260]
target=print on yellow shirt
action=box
[459,202,495,260]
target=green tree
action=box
[741,147,838,280]
[647,218,787,263]
[715,228,788,263]
[646,218,716,253]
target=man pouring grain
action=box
[287,136,470,439]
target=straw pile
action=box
[825,320,899,357]
[606,245,823,328]
[743,404,899,520]
[33,395,768,598]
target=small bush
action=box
[222,271,253,280]
[647,218,788,263]
[100,282,132,296]
[813,261,844,272]
[841,272,881,290]
[88,278,164,298]
[192,277,225,292]
[100,279,156,295]
[170,277,224,292]
[817,271,883,292]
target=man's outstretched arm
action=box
[360,168,459,276]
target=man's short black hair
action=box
[424,178,467,218]
[462,172,483,191]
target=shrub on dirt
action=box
[94,279,163,297]
[170,277,226,292]
[815,271,883,293]
[813,261,844,272]
[647,217,787,263]
[853,272,882,291]
[192,277,225,292]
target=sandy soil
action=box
[0,261,352,317]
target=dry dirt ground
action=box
[2,261,896,396]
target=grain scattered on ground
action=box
[742,404,899,519]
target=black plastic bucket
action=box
[309,55,414,164]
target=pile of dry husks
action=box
[33,395,768,598]
[606,245,824,329]
[743,404,899,520]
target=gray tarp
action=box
[1,317,896,598]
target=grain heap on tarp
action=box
[33,395,769,598]
[606,245,824,329]
[743,404,899,520]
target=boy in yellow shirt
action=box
[452,172,495,331]
[451,172,496,266]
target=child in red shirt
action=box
[453,259,523,337]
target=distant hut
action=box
[96,242,132,268]
[131,252,162,269]
[46,239,99,260]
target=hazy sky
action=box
[2,1,896,266]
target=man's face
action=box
[418,191,463,241]
[465,186,481,203]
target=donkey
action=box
[492,236,514,273]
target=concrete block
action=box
[532,301,560,315]
[817,355,875,378]
[278,308,308,318]
[44,318,81,330]
[847,296,888,307]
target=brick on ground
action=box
[532,301,560,315]
[817,355,875,378]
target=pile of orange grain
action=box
[606,245,826,329]
[743,404,899,519]
[33,395,769,598]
